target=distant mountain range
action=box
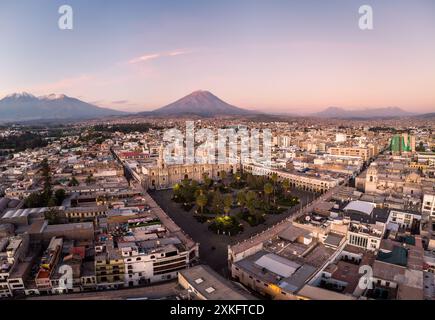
[0,91,428,122]
[140,90,256,117]
[0,92,126,122]
[412,112,435,120]
[311,106,417,119]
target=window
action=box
[195,278,204,284]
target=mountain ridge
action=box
[141,90,257,117]
[311,106,417,119]
[0,92,127,122]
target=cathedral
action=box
[143,146,237,190]
[363,163,423,197]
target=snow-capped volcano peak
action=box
[39,93,67,100]
[0,92,127,121]
[4,92,36,99]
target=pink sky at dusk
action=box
[0,0,434,114]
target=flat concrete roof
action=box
[179,265,253,300]
[344,201,375,216]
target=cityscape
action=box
[0,0,434,306]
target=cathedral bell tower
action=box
[157,144,165,169]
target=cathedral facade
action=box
[142,147,237,190]
[364,163,423,197]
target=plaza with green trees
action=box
[170,170,300,236]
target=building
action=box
[141,147,236,190]
[370,237,424,300]
[343,201,389,251]
[0,235,29,298]
[178,265,253,300]
[422,192,435,218]
[243,164,339,193]
[121,237,194,287]
[387,209,421,231]
[35,237,63,293]
[229,223,339,300]
[363,163,423,197]
[390,133,416,155]
[328,146,373,161]
[95,239,125,290]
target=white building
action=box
[387,209,421,230]
[422,192,435,218]
[335,133,347,143]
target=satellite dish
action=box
[305,216,311,222]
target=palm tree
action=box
[223,194,233,216]
[282,179,290,196]
[271,172,278,184]
[246,190,257,213]
[202,173,212,189]
[220,170,227,180]
[237,191,246,212]
[196,192,208,215]
[264,183,273,205]
[271,173,278,203]
[212,191,224,215]
[235,171,242,182]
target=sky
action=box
[0,0,434,114]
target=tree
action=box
[271,173,278,202]
[196,192,208,215]
[41,158,52,204]
[271,173,278,185]
[245,190,258,215]
[264,183,273,205]
[237,191,246,211]
[47,197,56,208]
[24,192,44,208]
[202,173,212,189]
[282,179,290,196]
[220,170,227,187]
[68,176,79,187]
[86,174,95,185]
[211,191,224,215]
[234,171,242,182]
[44,207,61,225]
[415,141,425,152]
[246,190,257,205]
[223,194,233,216]
[54,189,66,206]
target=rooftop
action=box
[179,265,253,300]
[344,201,375,216]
